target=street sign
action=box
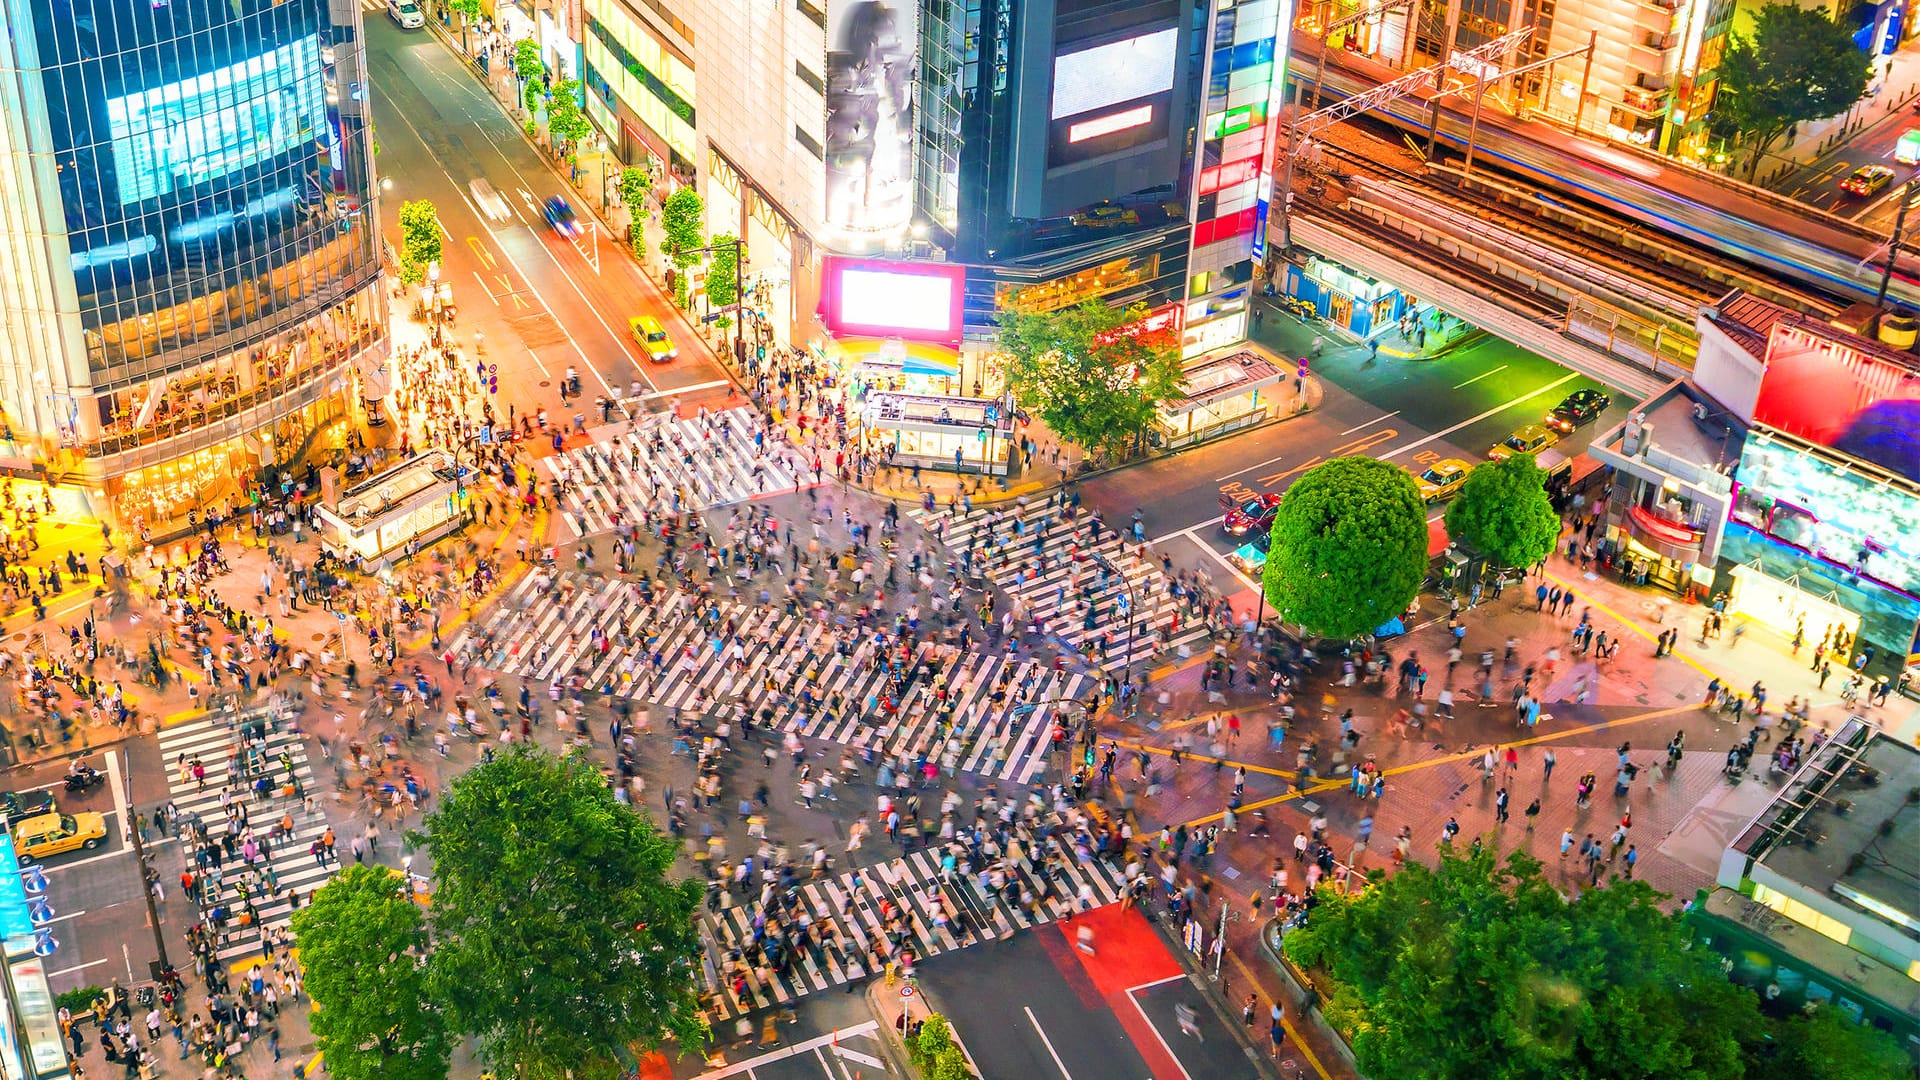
[900,985,914,999]
[489,363,497,374]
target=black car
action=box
[0,789,55,827]
[1545,388,1612,434]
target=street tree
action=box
[396,199,443,287]
[289,865,448,1080]
[1715,4,1871,179]
[545,79,593,152]
[1284,847,1756,1080]
[998,299,1182,459]
[418,745,707,1078]
[1765,1004,1912,1079]
[661,187,706,269]
[447,0,483,53]
[617,165,655,251]
[705,235,741,324]
[1261,456,1427,640]
[1443,454,1560,570]
[513,41,545,115]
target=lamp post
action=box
[1009,695,1099,778]
[122,762,171,974]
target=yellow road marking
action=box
[1226,948,1333,1080]
[466,235,496,269]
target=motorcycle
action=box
[63,766,104,795]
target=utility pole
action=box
[1875,178,1918,310]
[124,766,171,975]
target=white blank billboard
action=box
[1050,28,1179,120]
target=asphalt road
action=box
[1778,103,1920,226]
[365,17,737,420]
[1082,304,1630,609]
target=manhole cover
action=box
[311,633,326,642]
[539,381,550,387]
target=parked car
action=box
[1839,164,1895,197]
[387,0,425,28]
[1413,458,1473,503]
[1544,388,1612,434]
[0,790,54,828]
[1222,493,1284,537]
[543,196,582,238]
[1488,423,1559,462]
[13,812,107,861]
[629,316,678,363]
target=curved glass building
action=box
[0,0,384,535]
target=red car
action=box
[1222,493,1284,537]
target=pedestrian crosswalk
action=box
[455,571,1086,785]
[542,407,807,538]
[906,505,1212,672]
[159,709,335,965]
[701,848,1128,1019]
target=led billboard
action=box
[1051,29,1179,119]
[820,257,965,347]
[824,0,918,245]
[106,35,329,206]
[1752,322,1920,483]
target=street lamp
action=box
[1089,552,1139,676]
[1009,695,1099,777]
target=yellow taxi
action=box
[13,812,107,860]
[1413,458,1473,503]
[1488,423,1558,462]
[629,316,678,363]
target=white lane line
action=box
[1125,991,1196,1080]
[45,958,110,978]
[1338,411,1400,436]
[1378,372,1580,462]
[1215,451,1289,482]
[45,909,87,925]
[640,379,733,399]
[106,749,129,844]
[36,849,133,874]
[1451,364,1508,389]
[830,1044,883,1069]
[1183,531,1258,592]
[1025,1005,1077,1080]
[692,1022,881,1080]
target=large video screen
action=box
[1752,323,1920,484]
[1051,28,1179,120]
[106,35,329,207]
[821,257,965,347]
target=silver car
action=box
[469,178,512,223]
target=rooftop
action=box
[1733,720,1920,938]
[1591,379,1740,494]
[1705,290,1793,360]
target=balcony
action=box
[1633,31,1678,53]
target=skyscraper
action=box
[0,0,385,536]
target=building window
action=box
[1754,884,1854,945]
[585,15,697,126]
[797,0,827,29]
[795,126,824,159]
[795,61,824,95]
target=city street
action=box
[1083,303,1629,606]
[366,15,738,421]
[1777,98,1920,227]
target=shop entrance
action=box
[1728,564,1860,644]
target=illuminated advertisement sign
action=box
[1251,0,1295,263]
[820,257,965,347]
[106,35,329,206]
[1752,322,1920,484]
[1068,105,1154,144]
[1051,29,1179,120]
[0,835,31,945]
[824,0,917,245]
[8,958,66,1078]
[1093,302,1184,347]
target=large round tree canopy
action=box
[1261,455,1429,640]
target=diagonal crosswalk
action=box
[701,848,1128,1019]
[455,571,1084,785]
[541,407,806,537]
[158,710,337,964]
[907,505,1211,672]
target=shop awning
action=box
[1624,505,1705,562]
[830,336,960,378]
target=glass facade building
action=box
[0,0,384,535]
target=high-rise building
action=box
[0,0,385,536]
[574,0,1288,393]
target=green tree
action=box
[545,79,592,150]
[447,0,483,53]
[1714,4,1871,179]
[998,299,1182,459]
[418,746,707,1078]
[290,865,448,1080]
[1765,1005,1912,1080]
[1284,847,1757,1079]
[513,40,544,116]
[396,199,443,287]
[618,166,653,251]
[1442,454,1560,570]
[705,235,741,315]
[660,187,705,269]
[1261,456,1427,640]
